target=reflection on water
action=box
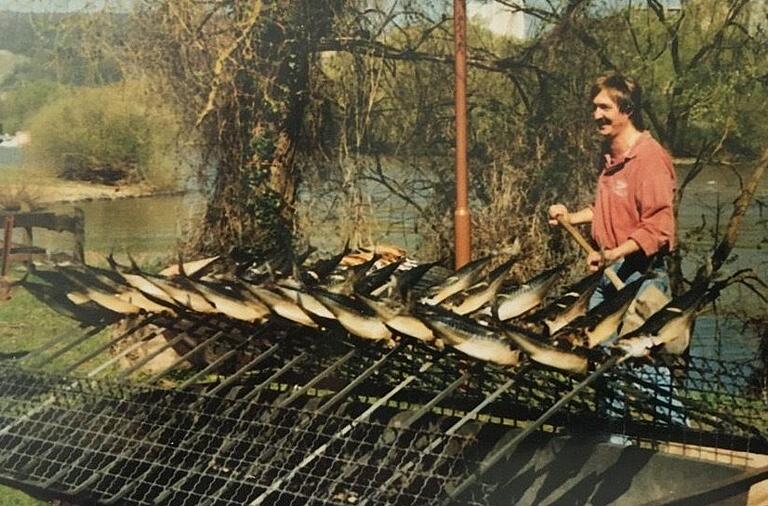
[34,193,205,262]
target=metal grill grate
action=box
[0,364,483,506]
[1,307,766,504]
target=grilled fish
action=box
[564,275,649,348]
[443,257,517,315]
[357,293,435,343]
[493,264,564,320]
[526,270,603,335]
[311,289,393,342]
[503,325,588,374]
[246,285,318,328]
[422,256,492,305]
[613,279,711,356]
[416,305,520,366]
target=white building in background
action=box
[467,0,692,40]
[469,1,529,40]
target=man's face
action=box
[592,89,631,138]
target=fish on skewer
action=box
[325,253,381,294]
[245,284,319,328]
[612,277,721,357]
[525,270,603,335]
[310,288,394,344]
[170,257,270,322]
[158,255,221,278]
[354,258,405,297]
[421,256,493,305]
[356,293,436,345]
[415,304,520,366]
[55,267,142,315]
[22,278,121,326]
[558,274,650,348]
[442,257,517,316]
[276,278,337,321]
[393,259,443,301]
[502,325,588,374]
[492,264,565,321]
[61,265,177,315]
[300,239,351,285]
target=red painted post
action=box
[454,0,471,269]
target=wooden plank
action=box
[0,211,79,233]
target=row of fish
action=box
[22,245,728,375]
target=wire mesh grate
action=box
[1,310,766,504]
[0,364,483,505]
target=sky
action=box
[0,0,117,12]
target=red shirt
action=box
[591,131,676,256]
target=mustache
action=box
[596,118,611,126]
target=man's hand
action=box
[587,248,618,271]
[548,204,569,226]
[587,250,605,271]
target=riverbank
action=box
[0,162,185,205]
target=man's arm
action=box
[547,205,593,226]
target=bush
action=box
[25,81,183,188]
[0,79,64,133]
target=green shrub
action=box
[25,80,183,188]
[0,79,64,133]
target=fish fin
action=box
[127,253,143,273]
[177,253,188,278]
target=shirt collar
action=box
[602,131,650,174]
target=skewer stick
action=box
[443,354,627,504]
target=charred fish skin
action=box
[394,259,442,301]
[493,264,565,321]
[422,255,493,305]
[415,304,520,366]
[304,239,351,283]
[354,258,404,296]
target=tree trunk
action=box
[195,0,336,256]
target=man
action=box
[548,73,676,307]
[549,73,685,428]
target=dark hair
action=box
[590,73,645,130]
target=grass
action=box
[0,488,42,505]
[0,269,116,506]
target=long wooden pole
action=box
[557,216,624,289]
[453,0,471,269]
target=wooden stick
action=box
[557,216,625,290]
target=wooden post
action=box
[1,215,13,277]
[73,207,85,264]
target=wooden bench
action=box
[1,209,84,276]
